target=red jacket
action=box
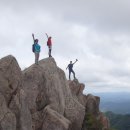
[47,37,52,46]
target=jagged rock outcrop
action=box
[68,80,110,130]
[99,113,110,130]
[0,55,110,130]
[0,55,32,130]
[23,58,85,130]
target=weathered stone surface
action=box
[64,96,85,130]
[0,55,110,130]
[42,106,70,130]
[68,80,100,115]
[0,55,21,105]
[98,112,110,130]
[68,79,86,106]
[0,55,32,130]
[85,94,100,115]
[0,93,16,130]
[23,58,65,114]
[68,80,110,130]
[19,89,32,130]
[23,58,85,130]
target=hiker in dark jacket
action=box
[32,34,41,65]
[46,33,52,57]
[66,59,78,80]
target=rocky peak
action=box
[0,55,110,130]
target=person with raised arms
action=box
[45,33,52,57]
[32,33,41,65]
[66,59,78,80]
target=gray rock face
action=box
[0,55,110,130]
[0,55,32,130]
[42,106,71,130]
[23,58,85,130]
[99,112,110,130]
[0,93,16,130]
[68,80,86,106]
[0,55,21,105]
[68,80,110,130]
[23,58,65,114]
[85,94,100,115]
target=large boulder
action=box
[0,55,110,130]
[98,112,110,130]
[23,58,85,130]
[85,94,100,115]
[42,106,71,130]
[0,55,21,104]
[0,55,32,130]
[68,80,100,115]
[23,58,65,114]
[68,80,110,130]
[0,93,16,130]
[68,80,87,106]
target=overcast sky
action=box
[1,0,130,93]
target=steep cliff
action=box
[68,80,110,130]
[0,55,109,130]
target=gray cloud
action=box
[1,0,130,93]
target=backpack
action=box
[32,44,35,52]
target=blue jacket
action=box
[68,64,73,71]
[34,43,41,53]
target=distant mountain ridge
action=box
[93,92,130,114]
[105,111,130,130]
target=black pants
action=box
[48,46,52,57]
[69,70,75,80]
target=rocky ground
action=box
[0,55,110,130]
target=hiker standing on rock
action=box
[46,33,52,57]
[66,59,78,80]
[32,33,41,65]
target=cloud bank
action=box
[1,0,130,93]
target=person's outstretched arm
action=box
[32,33,35,43]
[45,33,49,39]
[73,59,78,65]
